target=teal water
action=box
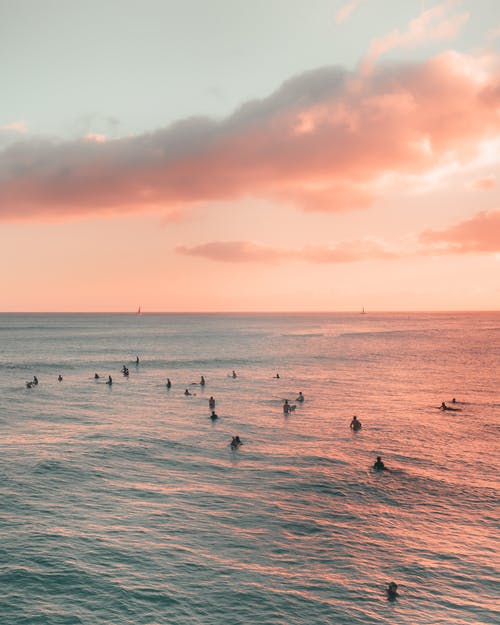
[0,312,499,624]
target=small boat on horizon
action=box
[360,307,367,314]
[137,306,142,315]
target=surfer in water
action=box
[209,396,215,409]
[106,375,113,385]
[350,416,362,430]
[440,401,460,411]
[94,373,100,379]
[200,376,205,386]
[210,410,218,420]
[231,370,237,378]
[58,374,63,382]
[184,389,192,396]
[296,392,304,402]
[136,356,140,365]
[230,436,242,448]
[166,378,171,388]
[33,376,38,386]
[373,456,389,471]
[386,582,398,599]
[274,373,280,378]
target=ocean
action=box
[0,312,498,625]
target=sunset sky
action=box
[1,0,499,312]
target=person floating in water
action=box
[106,375,113,385]
[386,582,398,599]
[230,436,242,448]
[373,456,388,471]
[184,389,192,396]
[166,378,171,388]
[296,392,304,402]
[231,370,237,378]
[439,401,460,412]
[200,375,205,386]
[94,373,100,379]
[58,374,63,382]
[209,396,215,409]
[210,410,218,420]
[350,415,362,430]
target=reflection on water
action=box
[0,312,498,624]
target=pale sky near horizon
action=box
[1,0,499,312]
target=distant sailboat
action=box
[137,306,142,315]
[360,306,367,314]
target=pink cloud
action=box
[420,209,500,253]
[177,241,286,263]
[0,121,28,133]
[363,3,469,71]
[84,133,107,143]
[471,175,497,190]
[0,51,499,221]
[335,0,363,25]
[176,239,395,264]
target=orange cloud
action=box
[176,239,395,263]
[420,209,500,253]
[0,51,499,221]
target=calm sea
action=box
[0,312,498,625]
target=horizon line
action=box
[0,309,499,315]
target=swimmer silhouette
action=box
[350,416,362,430]
[373,456,389,471]
[386,582,398,600]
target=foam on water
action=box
[0,312,499,624]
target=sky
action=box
[1,0,499,312]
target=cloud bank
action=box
[1,51,499,221]
[179,209,500,264]
[177,239,396,264]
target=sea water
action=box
[0,312,498,625]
